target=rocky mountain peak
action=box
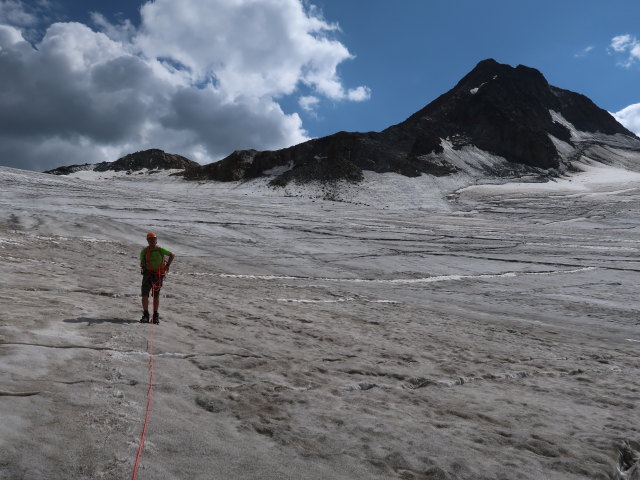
[94,149,199,172]
[45,149,199,175]
[397,59,635,169]
[452,58,547,94]
[182,60,640,185]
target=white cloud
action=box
[574,45,594,58]
[611,34,634,52]
[40,22,127,71]
[610,34,640,67]
[0,0,36,27]
[135,0,367,102]
[89,12,136,44]
[0,0,52,42]
[0,0,370,171]
[299,95,320,112]
[0,21,21,44]
[613,103,640,137]
[347,86,371,102]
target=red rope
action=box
[130,278,160,480]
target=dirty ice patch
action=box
[567,164,640,184]
[263,161,294,176]
[186,267,595,285]
[80,237,112,243]
[65,169,184,181]
[118,350,192,359]
[459,164,640,195]
[550,110,640,151]
[276,297,399,304]
[323,267,595,284]
[0,237,22,246]
[220,273,300,281]
[155,352,193,359]
[204,169,468,211]
[550,110,577,136]
[526,242,636,252]
[277,297,356,303]
[273,171,460,211]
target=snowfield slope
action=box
[2,165,640,479]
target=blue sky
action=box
[1,0,639,171]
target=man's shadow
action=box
[63,317,138,326]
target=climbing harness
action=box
[148,270,164,302]
[144,246,169,277]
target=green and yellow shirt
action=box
[140,246,172,271]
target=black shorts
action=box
[141,271,164,297]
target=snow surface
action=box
[469,81,487,94]
[550,110,640,153]
[469,76,497,95]
[262,161,294,176]
[2,165,640,479]
[460,163,640,194]
[63,168,184,181]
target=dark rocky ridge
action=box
[44,162,103,176]
[395,59,634,169]
[183,128,455,185]
[45,149,199,175]
[183,59,639,185]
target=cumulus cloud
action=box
[0,0,51,42]
[299,95,320,113]
[89,12,136,44]
[610,34,640,67]
[613,103,640,137]
[0,0,370,171]
[0,0,36,27]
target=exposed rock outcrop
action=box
[45,149,199,175]
[183,59,640,185]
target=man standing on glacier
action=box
[139,232,175,325]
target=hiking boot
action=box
[140,311,150,323]
[152,312,160,325]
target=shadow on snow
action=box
[63,317,137,325]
